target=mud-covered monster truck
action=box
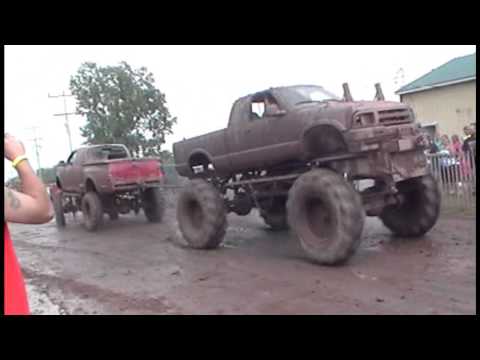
[173,84,441,265]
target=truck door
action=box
[244,98,268,150]
[227,96,268,170]
[262,91,303,164]
[62,151,77,191]
[70,150,86,192]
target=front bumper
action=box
[329,144,428,182]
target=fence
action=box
[426,150,476,211]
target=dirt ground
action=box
[10,194,476,315]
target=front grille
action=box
[378,109,411,125]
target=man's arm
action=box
[4,162,54,224]
[4,134,54,224]
[5,186,51,224]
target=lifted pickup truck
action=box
[52,144,165,231]
[173,84,441,265]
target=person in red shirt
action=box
[4,133,54,315]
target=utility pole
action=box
[48,91,77,153]
[25,126,43,181]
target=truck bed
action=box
[173,128,228,176]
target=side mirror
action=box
[58,160,66,166]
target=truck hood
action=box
[293,100,411,129]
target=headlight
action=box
[353,112,375,127]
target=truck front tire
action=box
[380,175,440,237]
[177,179,227,249]
[82,192,104,231]
[143,187,165,223]
[287,168,365,265]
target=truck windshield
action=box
[281,85,341,106]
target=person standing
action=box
[451,134,469,178]
[462,125,476,158]
[4,133,54,315]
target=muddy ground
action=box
[10,194,476,315]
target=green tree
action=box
[70,61,176,157]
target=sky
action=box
[4,44,476,181]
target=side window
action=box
[251,101,265,119]
[89,148,107,161]
[74,151,85,165]
[67,151,77,164]
[250,92,281,120]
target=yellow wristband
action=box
[12,155,28,168]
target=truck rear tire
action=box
[287,168,365,265]
[380,175,440,237]
[82,192,104,231]
[143,187,165,223]
[53,193,66,228]
[177,179,227,249]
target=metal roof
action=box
[396,53,476,95]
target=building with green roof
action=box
[396,53,476,137]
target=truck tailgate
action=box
[108,159,162,187]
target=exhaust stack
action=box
[374,83,385,101]
[342,83,353,102]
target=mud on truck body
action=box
[173,84,440,265]
[52,144,165,231]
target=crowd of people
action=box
[424,125,476,187]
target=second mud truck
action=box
[52,144,165,231]
[173,84,441,265]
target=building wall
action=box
[400,80,476,137]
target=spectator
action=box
[434,135,444,152]
[435,135,455,190]
[461,126,476,194]
[451,134,470,178]
[4,133,54,315]
[426,134,439,154]
[440,134,451,149]
[462,125,476,158]
[450,134,462,156]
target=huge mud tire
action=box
[143,187,165,223]
[82,192,104,232]
[380,175,440,237]
[53,193,66,228]
[287,168,365,265]
[177,179,227,249]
